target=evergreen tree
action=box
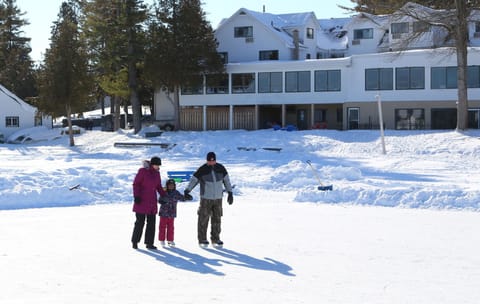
[145,0,224,129]
[0,0,35,99]
[37,0,93,146]
[80,0,147,133]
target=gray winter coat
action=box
[186,163,232,200]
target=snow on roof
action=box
[343,12,390,30]
[235,8,301,49]
[0,84,37,114]
[225,8,349,51]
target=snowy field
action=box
[1,127,480,303]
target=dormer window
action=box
[353,28,373,39]
[413,21,430,33]
[307,28,314,39]
[391,22,409,34]
[234,26,253,38]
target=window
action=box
[468,66,480,88]
[206,74,229,94]
[218,52,228,64]
[307,28,314,39]
[258,72,282,93]
[431,67,457,89]
[259,50,279,60]
[6,116,19,127]
[181,75,203,95]
[476,22,480,33]
[232,73,255,93]
[314,70,341,92]
[353,28,373,39]
[395,109,425,130]
[391,22,409,34]
[234,26,253,38]
[396,67,424,90]
[285,71,311,92]
[365,68,393,90]
[413,21,430,33]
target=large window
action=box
[314,70,341,91]
[365,68,393,90]
[232,73,255,93]
[395,109,425,130]
[396,67,424,90]
[206,74,229,94]
[181,75,203,95]
[258,72,282,93]
[285,71,311,92]
[391,22,409,34]
[468,66,480,88]
[234,26,253,38]
[259,50,279,60]
[431,67,457,89]
[6,116,19,128]
[353,28,373,39]
[432,66,480,89]
[413,21,430,33]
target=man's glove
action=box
[227,191,233,205]
[134,196,141,204]
[184,190,193,201]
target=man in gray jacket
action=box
[184,152,233,247]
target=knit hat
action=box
[206,152,216,161]
[150,156,162,166]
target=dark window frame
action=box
[285,71,311,93]
[234,26,253,38]
[314,70,341,92]
[365,68,393,91]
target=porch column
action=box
[202,105,207,131]
[281,104,286,127]
[255,105,259,130]
[229,105,234,130]
[311,104,315,128]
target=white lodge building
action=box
[154,3,480,130]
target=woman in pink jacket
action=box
[131,156,166,250]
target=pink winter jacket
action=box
[132,166,166,214]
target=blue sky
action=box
[17,0,354,63]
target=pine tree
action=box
[36,0,93,146]
[145,0,224,129]
[80,0,147,133]
[0,0,35,99]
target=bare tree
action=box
[384,2,477,130]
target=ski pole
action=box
[69,184,104,197]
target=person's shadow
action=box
[202,247,295,276]
[138,248,225,276]
[138,247,295,276]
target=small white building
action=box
[0,84,52,141]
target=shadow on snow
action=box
[137,246,295,277]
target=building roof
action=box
[0,84,36,114]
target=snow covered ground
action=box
[1,127,480,303]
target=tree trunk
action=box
[174,86,181,130]
[455,0,469,131]
[128,54,141,134]
[66,105,75,147]
[113,96,121,131]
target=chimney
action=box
[263,5,265,13]
[293,29,300,60]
